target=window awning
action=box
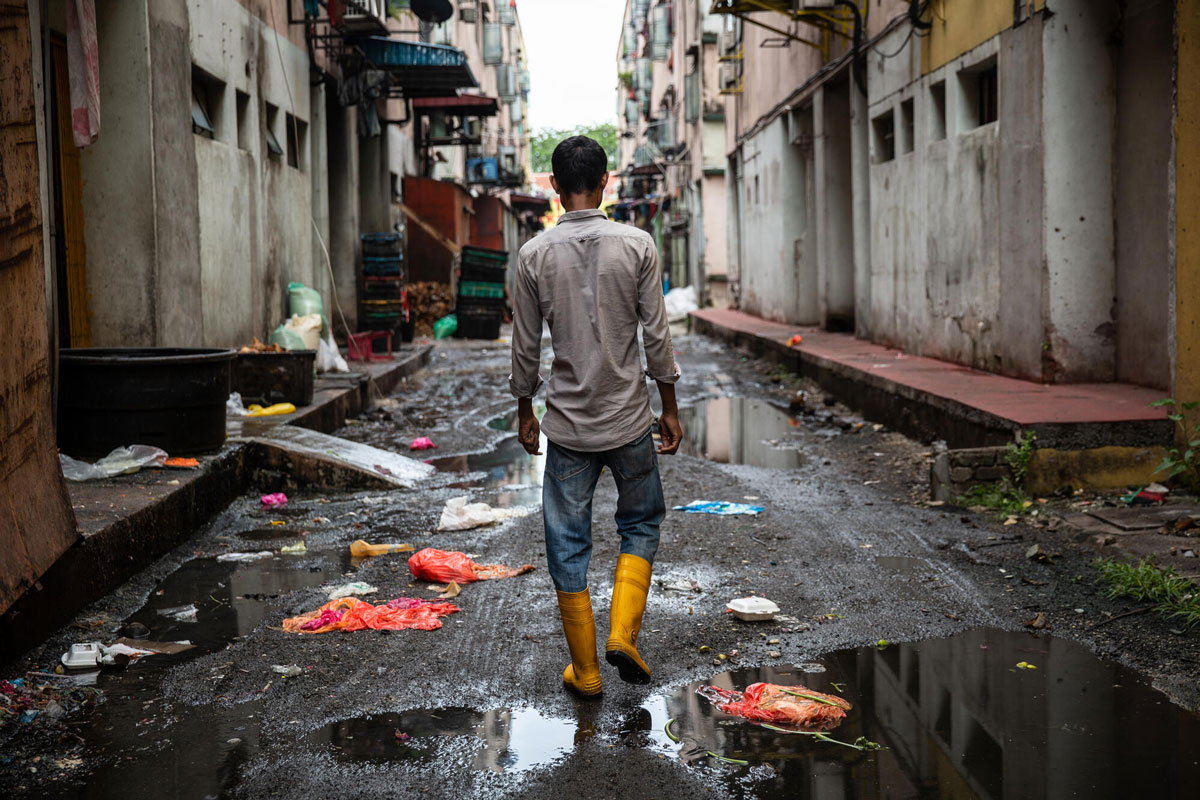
[356,38,478,97]
[412,93,499,117]
[509,193,552,213]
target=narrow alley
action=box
[3,335,1197,798]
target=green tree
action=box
[530,123,618,173]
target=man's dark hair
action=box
[551,135,608,195]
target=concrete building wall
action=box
[1114,0,1173,389]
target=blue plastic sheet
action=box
[673,501,764,517]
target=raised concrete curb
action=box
[690,309,1171,451]
[0,345,433,664]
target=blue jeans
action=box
[542,429,665,593]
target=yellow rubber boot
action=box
[556,588,603,697]
[605,554,652,685]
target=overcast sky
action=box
[517,0,625,131]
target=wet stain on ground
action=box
[639,627,1200,799]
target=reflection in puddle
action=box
[431,421,546,507]
[677,397,808,468]
[644,628,1200,799]
[310,707,575,773]
[122,551,347,654]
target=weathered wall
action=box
[1177,0,1200,421]
[79,1,158,346]
[736,115,819,325]
[1041,0,1119,382]
[0,0,78,614]
[1114,0,1173,389]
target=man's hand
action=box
[656,411,683,455]
[517,398,542,455]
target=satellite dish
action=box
[411,0,453,23]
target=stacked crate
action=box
[359,232,411,345]
[457,245,508,340]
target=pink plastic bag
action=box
[260,492,288,508]
[410,437,437,451]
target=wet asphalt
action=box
[5,333,1199,799]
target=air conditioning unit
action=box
[719,28,740,58]
[459,0,478,22]
[465,118,482,141]
[427,111,449,141]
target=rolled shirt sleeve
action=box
[508,251,545,398]
[636,239,681,384]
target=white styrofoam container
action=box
[727,596,780,621]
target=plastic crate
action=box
[358,38,469,68]
[361,232,402,258]
[460,263,507,284]
[232,350,316,407]
[461,245,509,264]
[456,309,503,340]
[363,257,404,277]
[459,280,505,299]
[456,296,505,315]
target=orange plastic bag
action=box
[282,596,458,634]
[349,540,414,558]
[407,548,534,584]
[696,683,851,731]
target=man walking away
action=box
[509,135,683,697]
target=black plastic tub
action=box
[233,350,315,406]
[58,348,236,456]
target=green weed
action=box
[1005,431,1036,486]
[1150,398,1200,490]
[957,482,1031,519]
[1095,557,1200,630]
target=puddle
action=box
[309,707,575,773]
[431,419,546,507]
[121,551,347,655]
[642,627,1200,799]
[677,397,808,468]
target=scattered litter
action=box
[60,643,103,670]
[743,495,760,501]
[799,663,826,673]
[260,492,288,508]
[1184,550,1197,558]
[349,540,414,558]
[409,437,437,451]
[216,551,273,563]
[408,548,534,584]
[1024,612,1048,629]
[1015,661,1038,670]
[282,597,458,634]
[663,285,699,322]
[768,650,782,658]
[786,334,803,347]
[226,392,249,416]
[59,445,168,481]
[876,639,889,649]
[246,402,296,417]
[431,581,462,599]
[727,596,780,622]
[437,496,531,531]
[697,682,850,729]
[118,622,150,639]
[271,664,302,679]
[157,604,199,623]
[660,579,701,593]
[1122,484,1169,505]
[1,675,102,726]
[280,541,307,555]
[1026,544,1050,563]
[269,520,287,526]
[327,582,378,600]
[673,500,764,517]
[110,638,193,655]
[163,457,199,469]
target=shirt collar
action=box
[558,209,607,222]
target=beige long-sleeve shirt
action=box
[508,208,681,452]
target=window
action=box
[235,90,251,151]
[685,67,700,124]
[929,80,946,140]
[285,112,306,169]
[871,109,895,163]
[483,23,503,64]
[264,103,283,159]
[899,98,914,154]
[958,59,998,131]
[191,67,224,139]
